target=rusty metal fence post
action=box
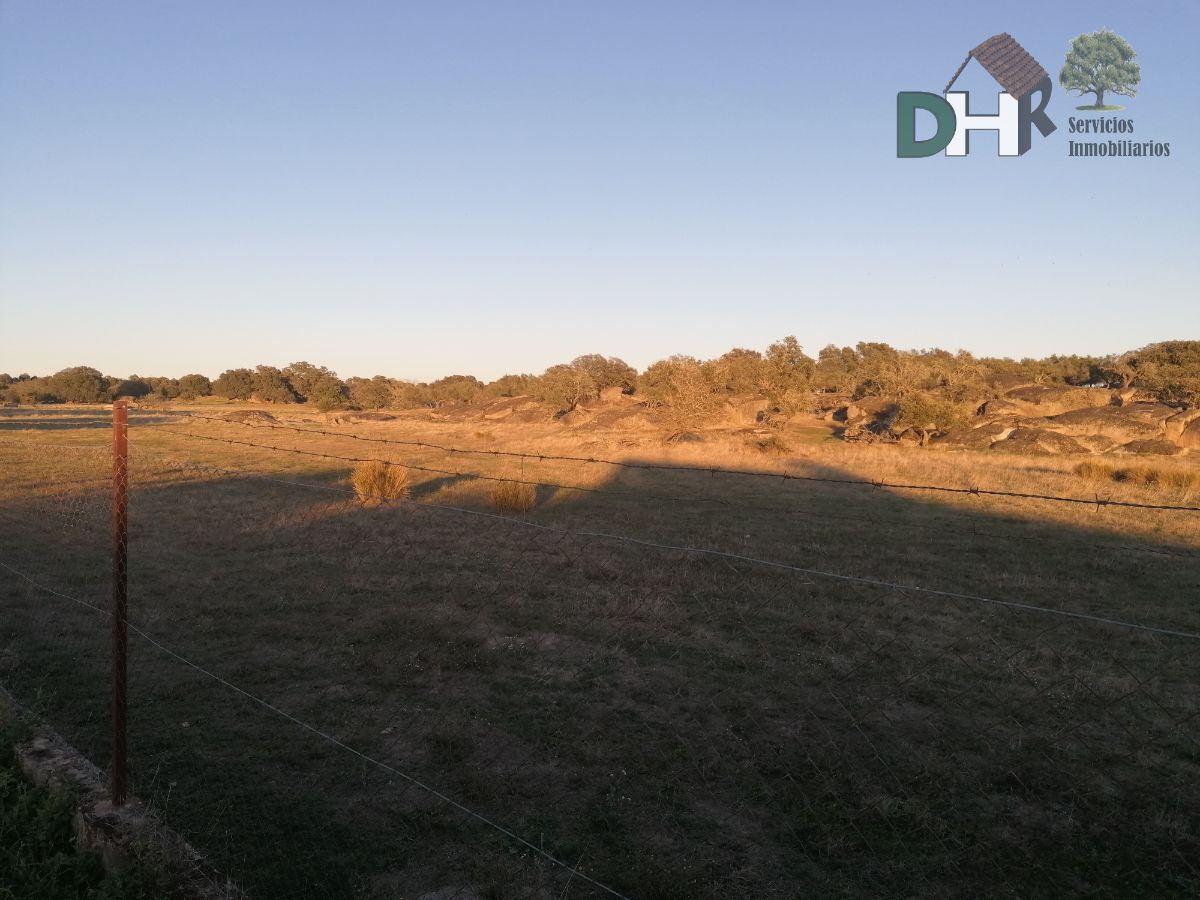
[111,400,129,806]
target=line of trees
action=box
[4,341,1197,417]
[0,367,214,405]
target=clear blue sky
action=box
[1,0,1196,382]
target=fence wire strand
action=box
[136,409,1200,513]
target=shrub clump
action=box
[893,392,969,433]
[490,480,536,514]
[351,460,410,505]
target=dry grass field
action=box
[1,403,1198,899]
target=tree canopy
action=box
[49,366,107,403]
[177,374,212,400]
[252,366,297,404]
[5,340,1199,416]
[213,368,255,400]
[1060,30,1140,108]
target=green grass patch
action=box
[0,752,158,899]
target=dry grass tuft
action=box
[490,480,536,514]
[1114,465,1200,491]
[746,435,791,456]
[1159,469,1200,491]
[351,460,410,505]
[1074,460,1199,493]
[1113,465,1160,486]
[1074,460,1117,481]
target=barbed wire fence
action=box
[1,404,1198,899]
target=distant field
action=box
[1,403,1198,899]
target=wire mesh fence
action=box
[1,408,1198,899]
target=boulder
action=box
[845,398,899,431]
[1116,439,1188,456]
[976,398,1022,417]
[896,426,938,446]
[483,397,540,418]
[1003,385,1111,416]
[843,422,887,443]
[330,411,396,424]
[222,410,278,424]
[815,394,852,418]
[576,405,655,431]
[993,427,1086,456]
[1165,409,1200,442]
[828,404,863,423]
[985,373,1037,393]
[1044,407,1163,444]
[1118,402,1179,426]
[933,421,1015,450]
[725,395,770,425]
[1074,433,1121,454]
[1176,419,1200,450]
[558,408,592,426]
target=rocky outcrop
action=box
[922,390,1200,456]
[429,396,554,425]
[975,398,1023,417]
[1002,385,1112,417]
[1165,409,1200,442]
[1074,433,1121,454]
[329,411,396,424]
[932,401,1200,456]
[1175,419,1200,450]
[1113,387,1138,406]
[222,410,278,424]
[985,374,1037,393]
[1116,439,1188,456]
[934,421,1016,450]
[725,395,770,425]
[1118,402,1180,426]
[557,408,590,426]
[1046,407,1163,444]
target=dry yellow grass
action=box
[1074,459,1200,493]
[489,479,536,514]
[1115,464,1200,491]
[350,459,409,504]
[1074,460,1117,481]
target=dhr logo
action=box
[897,33,1056,157]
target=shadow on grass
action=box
[0,408,177,431]
[0,444,1197,899]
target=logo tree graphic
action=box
[1060,30,1140,109]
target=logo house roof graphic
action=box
[943,32,1048,99]
[898,32,1056,158]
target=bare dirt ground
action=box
[1,403,1197,899]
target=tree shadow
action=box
[0,408,177,430]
